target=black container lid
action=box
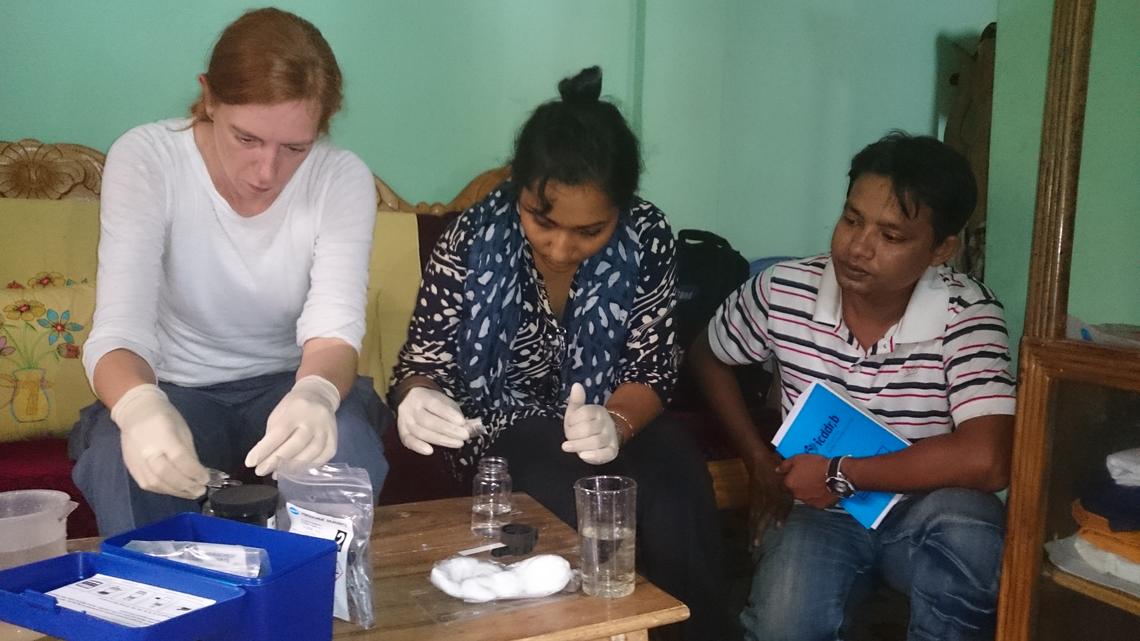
[492,522,538,557]
[210,484,279,519]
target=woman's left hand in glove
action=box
[561,383,620,465]
[246,375,341,476]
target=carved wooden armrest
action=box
[1,137,509,216]
[0,139,106,201]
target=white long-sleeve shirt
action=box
[83,119,377,387]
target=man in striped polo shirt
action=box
[689,132,1015,641]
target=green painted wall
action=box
[710,1,996,260]
[29,0,1138,362]
[2,1,996,241]
[637,1,996,253]
[638,0,730,235]
[986,0,1139,364]
[0,0,640,205]
[986,0,1052,364]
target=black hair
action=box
[510,66,641,213]
[847,131,977,245]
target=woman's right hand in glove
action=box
[396,386,480,455]
[111,383,209,499]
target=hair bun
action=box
[558,66,603,105]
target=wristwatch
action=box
[825,455,857,498]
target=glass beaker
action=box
[574,475,637,598]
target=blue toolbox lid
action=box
[0,551,246,641]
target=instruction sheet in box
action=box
[45,573,215,627]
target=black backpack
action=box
[674,229,751,347]
[671,229,772,411]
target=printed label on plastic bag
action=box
[285,501,354,620]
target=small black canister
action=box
[207,484,280,527]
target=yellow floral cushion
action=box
[0,283,96,442]
[0,198,99,287]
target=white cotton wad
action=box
[1106,448,1140,487]
[430,554,572,603]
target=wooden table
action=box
[335,494,688,640]
[3,494,688,641]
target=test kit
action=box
[0,512,337,641]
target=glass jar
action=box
[471,456,512,538]
[200,475,242,517]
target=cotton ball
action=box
[430,554,572,603]
[507,554,572,597]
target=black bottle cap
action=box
[210,484,279,521]
[492,522,538,557]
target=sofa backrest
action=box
[0,137,505,440]
[367,211,421,396]
[0,140,104,441]
[367,166,508,396]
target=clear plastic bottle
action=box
[471,456,512,538]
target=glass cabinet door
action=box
[1035,378,1140,640]
[1065,0,1140,349]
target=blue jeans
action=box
[69,372,390,536]
[740,488,1005,641]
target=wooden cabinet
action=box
[995,0,1140,639]
[1000,343,1140,640]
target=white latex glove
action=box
[396,386,480,456]
[561,383,619,465]
[111,383,209,499]
[246,375,340,476]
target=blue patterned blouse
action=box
[391,188,679,471]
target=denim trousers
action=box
[70,371,390,536]
[740,488,1005,641]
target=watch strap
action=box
[826,454,856,498]
[827,454,844,479]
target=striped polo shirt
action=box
[708,255,1016,439]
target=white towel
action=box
[1074,536,1140,585]
[430,554,572,603]
[1106,448,1140,487]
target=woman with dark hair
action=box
[71,8,388,536]
[391,67,727,640]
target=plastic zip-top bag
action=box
[122,540,270,578]
[275,463,375,628]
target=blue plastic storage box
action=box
[0,551,246,640]
[0,513,337,641]
[102,513,337,641]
